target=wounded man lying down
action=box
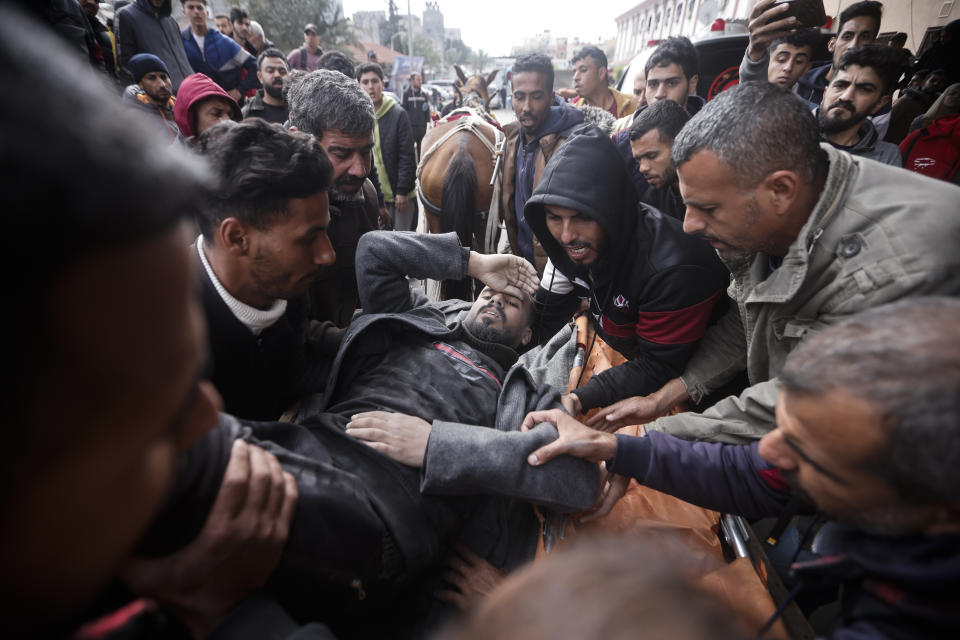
[143,230,600,633]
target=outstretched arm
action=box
[356,231,536,316]
[524,409,790,519]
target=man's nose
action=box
[637,158,650,174]
[839,84,856,102]
[782,58,795,72]
[682,207,706,235]
[348,155,367,178]
[560,219,577,244]
[654,85,668,100]
[757,430,798,472]
[314,234,336,267]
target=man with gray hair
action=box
[587,82,960,445]
[287,69,385,326]
[527,296,960,639]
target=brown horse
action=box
[417,65,502,300]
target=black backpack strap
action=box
[299,46,307,69]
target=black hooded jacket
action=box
[526,125,728,411]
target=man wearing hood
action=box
[115,0,193,92]
[501,54,584,274]
[358,62,417,232]
[526,125,728,418]
[173,72,241,141]
[816,46,902,166]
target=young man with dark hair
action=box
[357,61,417,232]
[628,100,690,221]
[121,52,182,141]
[740,17,819,92]
[229,5,256,57]
[288,22,322,71]
[643,36,701,113]
[115,0,194,92]
[527,297,960,640]
[591,82,960,440]
[817,45,902,165]
[500,53,584,273]
[180,0,258,103]
[570,45,635,118]
[194,118,339,421]
[242,48,289,124]
[527,125,728,419]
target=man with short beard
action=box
[286,70,386,327]
[526,125,728,420]
[242,48,289,124]
[120,53,182,141]
[628,100,690,221]
[816,45,902,166]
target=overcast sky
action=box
[342,0,640,57]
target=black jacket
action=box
[526,125,728,411]
[195,243,332,421]
[401,88,431,132]
[115,0,193,91]
[377,100,415,199]
[146,233,598,635]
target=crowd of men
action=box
[8,0,960,638]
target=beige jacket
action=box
[649,144,960,443]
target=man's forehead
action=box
[513,71,549,91]
[478,287,531,307]
[324,130,374,149]
[632,128,670,151]
[647,63,685,80]
[772,43,811,57]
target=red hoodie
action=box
[173,73,241,140]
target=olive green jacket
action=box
[649,144,960,443]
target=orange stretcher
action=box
[534,315,811,639]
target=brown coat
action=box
[500,121,574,275]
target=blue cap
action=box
[128,53,169,82]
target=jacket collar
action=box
[744,144,856,305]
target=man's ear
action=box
[256,70,264,85]
[688,74,699,96]
[871,94,891,115]
[218,218,251,255]
[520,326,533,347]
[827,36,837,54]
[763,170,801,215]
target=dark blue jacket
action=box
[796,63,832,106]
[180,27,258,93]
[513,100,584,263]
[609,431,960,639]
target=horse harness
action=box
[416,108,506,218]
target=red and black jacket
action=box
[526,124,728,411]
